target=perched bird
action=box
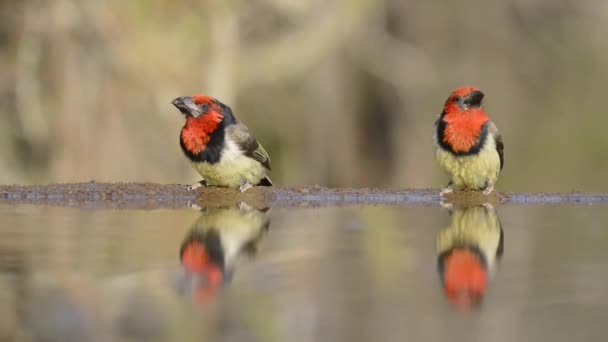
[178,203,270,302]
[434,87,504,195]
[436,204,504,310]
[172,95,272,192]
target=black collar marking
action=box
[180,102,238,164]
[436,112,489,156]
[436,245,488,283]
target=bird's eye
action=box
[199,103,209,112]
[452,96,461,103]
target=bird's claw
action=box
[440,186,454,196]
[439,182,454,209]
[187,201,203,211]
[238,201,253,212]
[482,185,494,195]
[481,203,494,211]
[440,200,453,210]
[187,180,207,191]
[238,181,253,193]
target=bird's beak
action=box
[448,290,483,311]
[463,90,484,107]
[172,96,197,117]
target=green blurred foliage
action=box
[0,0,607,191]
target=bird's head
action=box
[443,86,485,114]
[172,94,219,119]
[441,248,487,311]
[179,229,226,302]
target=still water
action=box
[0,203,607,341]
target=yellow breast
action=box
[434,136,501,189]
[436,205,502,274]
[192,141,267,188]
[193,208,269,264]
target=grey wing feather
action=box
[488,121,504,170]
[227,124,271,170]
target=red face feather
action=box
[180,241,224,302]
[441,87,489,153]
[443,248,487,309]
[180,95,224,154]
[192,94,215,106]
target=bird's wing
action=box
[488,121,504,170]
[226,124,271,170]
[433,112,446,145]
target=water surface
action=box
[0,203,607,341]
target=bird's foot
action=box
[238,181,253,193]
[187,201,203,211]
[440,200,453,210]
[440,185,454,196]
[481,203,494,211]
[482,185,495,195]
[187,180,207,191]
[238,201,253,212]
[439,182,454,208]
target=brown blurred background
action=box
[0,0,606,192]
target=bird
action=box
[179,203,270,302]
[436,204,504,310]
[433,87,504,195]
[172,94,272,192]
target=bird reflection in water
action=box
[178,202,270,302]
[436,204,504,311]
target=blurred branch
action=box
[78,0,126,75]
[15,0,50,148]
[202,1,240,104]
[259,0,319,17]
[347,27,438,90]
[235,0,377,88]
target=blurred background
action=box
[1,0,607,192]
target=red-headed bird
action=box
[179,204,270,302]
[437,204,504,310]
[172,95,272,192]
[434,87,504,195]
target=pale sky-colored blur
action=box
[0,0,607,192]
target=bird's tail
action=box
[256,177,272,187]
